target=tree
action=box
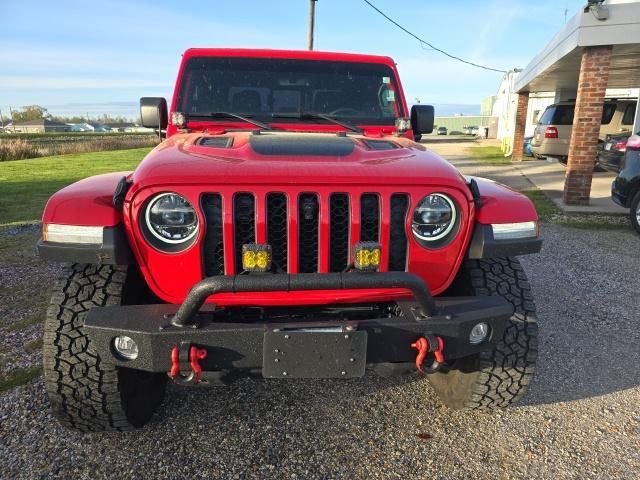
[12,105,51,123]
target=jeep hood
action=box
[131,132,468,190]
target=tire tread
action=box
[44,264,135,432]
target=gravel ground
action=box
[1,224,639,479]
[0,225,61,374]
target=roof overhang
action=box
[515,1,640,93]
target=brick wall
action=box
[512,92,529,161]
[563,45,612,205]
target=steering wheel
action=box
[328,108,362,116]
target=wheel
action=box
[429,257,538,410]
[558,156,568,165]
[630,191,640,234]
[43,264,166,432]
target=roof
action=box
[515,1,640,93]
[14,118,69,127]
[182,48,396,66]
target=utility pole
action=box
[308,0,318,50]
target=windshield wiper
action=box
[272,112,363,134]
[186,112,272,130]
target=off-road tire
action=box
[629,191,640,234]
[43,264,166,432]
[429,257,538,410]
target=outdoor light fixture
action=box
[353,242,382,271]
[242,243,272,272]
[43,224,103,245]
[585,0,609,20]
[171,111,186,127]
[491,221,538,241]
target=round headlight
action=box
[412,194,457,242]
[145,193,199,244]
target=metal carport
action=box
[512,0,640,205]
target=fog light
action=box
[353,242,381,271]
[242,243,272,272]
[469,322,489,345]
[113,336,139,360]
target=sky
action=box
[0,0,586,120]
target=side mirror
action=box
[140,97,168,130]
[411,105,435,135]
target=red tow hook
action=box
[410,335,445,374]
[169,343,208,385]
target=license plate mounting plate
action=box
[262,330,367,378]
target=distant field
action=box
[0,132,154,139]
[0,148,151,225]
[0,133,159,161]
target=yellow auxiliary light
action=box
[353,242,382,271]
[242,243,272,272]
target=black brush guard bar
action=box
[172,272,437,327]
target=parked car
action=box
[611,133,640,233]
[436,126,447,135]
[598,132,632,173]
[531,99,637,164]
[463,126,479,135]
[524,136,533,157]
[37,47,542,432]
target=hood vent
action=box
[361,139,399,151]
[198,137,233,148]
[250,135,355,156]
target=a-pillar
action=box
[563,45,612,205]
[512,92,529,161]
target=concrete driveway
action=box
[425,137,626,215]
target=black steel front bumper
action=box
[84,272,512,380]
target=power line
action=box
[362,0,508,73]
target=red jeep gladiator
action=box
[38,49,541,432]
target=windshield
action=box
[176,57,404,125]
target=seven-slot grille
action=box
[201,192,410,275]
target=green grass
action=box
[0,366,42,394]
[556,218,629,230]
[0,147,151,225]
[522,189,560,221]
[6,313,44,333]
[521,189,629,229]
[465,146,513,165]
[24,337,43,354]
